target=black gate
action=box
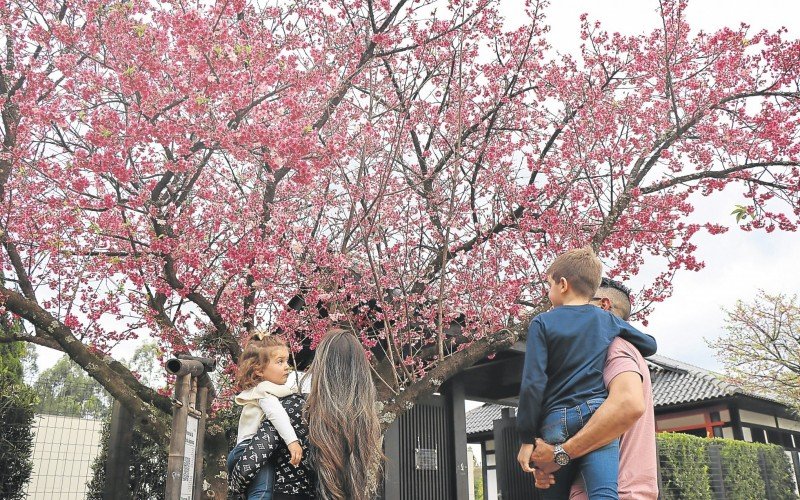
[382,380,469,500]
[493,408,541,500]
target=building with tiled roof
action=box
[464,353,800,500]
[647,354,783,408]
[468,354,800,445]
[465,403,513,436]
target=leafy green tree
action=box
[126,342,167,388]
[472,452,484,500]
[34,356,110,418]
[0,341,37,499]
[708,291,800,412]
[0,340,26,380]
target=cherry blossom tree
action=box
[709,291,800,411]
[1,0,799,491]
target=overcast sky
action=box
[31,0,799,377]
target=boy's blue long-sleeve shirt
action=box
[516,304,657,444]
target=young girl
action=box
[229,328,383,500]
[227,332,304,500]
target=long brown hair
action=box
[306,329,383,500]
[236,332,287,390]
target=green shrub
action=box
[757,443,798,500]
[658,434,799,500]
[715,439,765,499]
[657,433,713,500]
[0,376,38,500]
[85,417,167,500]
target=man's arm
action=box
[531,371,644,463]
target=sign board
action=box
[180,416,199,499]
[415,448,438,470]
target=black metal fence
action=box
[493,408,539,500]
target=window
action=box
[750,427,767,443]
[682,428,709,438]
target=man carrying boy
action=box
[516,248,657,499]
[530,278,659,499]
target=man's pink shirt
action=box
[570,337,659,500]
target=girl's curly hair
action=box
[236,331,287,390]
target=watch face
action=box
[553,446,570,466]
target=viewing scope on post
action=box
[164,354,217,500]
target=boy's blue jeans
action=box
[227,439,275,500]
[538,398,620,500]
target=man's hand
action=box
[534,461,561,474]
[530,438,555,464]
[517,443,535,473]
[288,440,303,466]
[533,468,556,489]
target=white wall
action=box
[25,414,105,500]
[739,410,776,427]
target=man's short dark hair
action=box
[600,277,631,301]
[599,277,632,320]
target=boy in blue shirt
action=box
[516,248,657,499]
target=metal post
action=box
[707,443,726,500]
[759,450,774,500]
[193,386,209,500]
[444,379,469,500]
[164,356,217,500]
[166,373,191,500]
[103,400,134,500]
[382,417,402,500]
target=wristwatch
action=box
[553,444,571,466]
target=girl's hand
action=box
[288,441,303,466]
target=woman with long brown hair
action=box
[229,328,383,500]
[305,329,383,500]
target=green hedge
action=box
[658,433,799,500]
[715,439,765,499]
[0,376,38,500]
[758,443,797,500]
[657,433,713,500]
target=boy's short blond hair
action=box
[547,247,602,299]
